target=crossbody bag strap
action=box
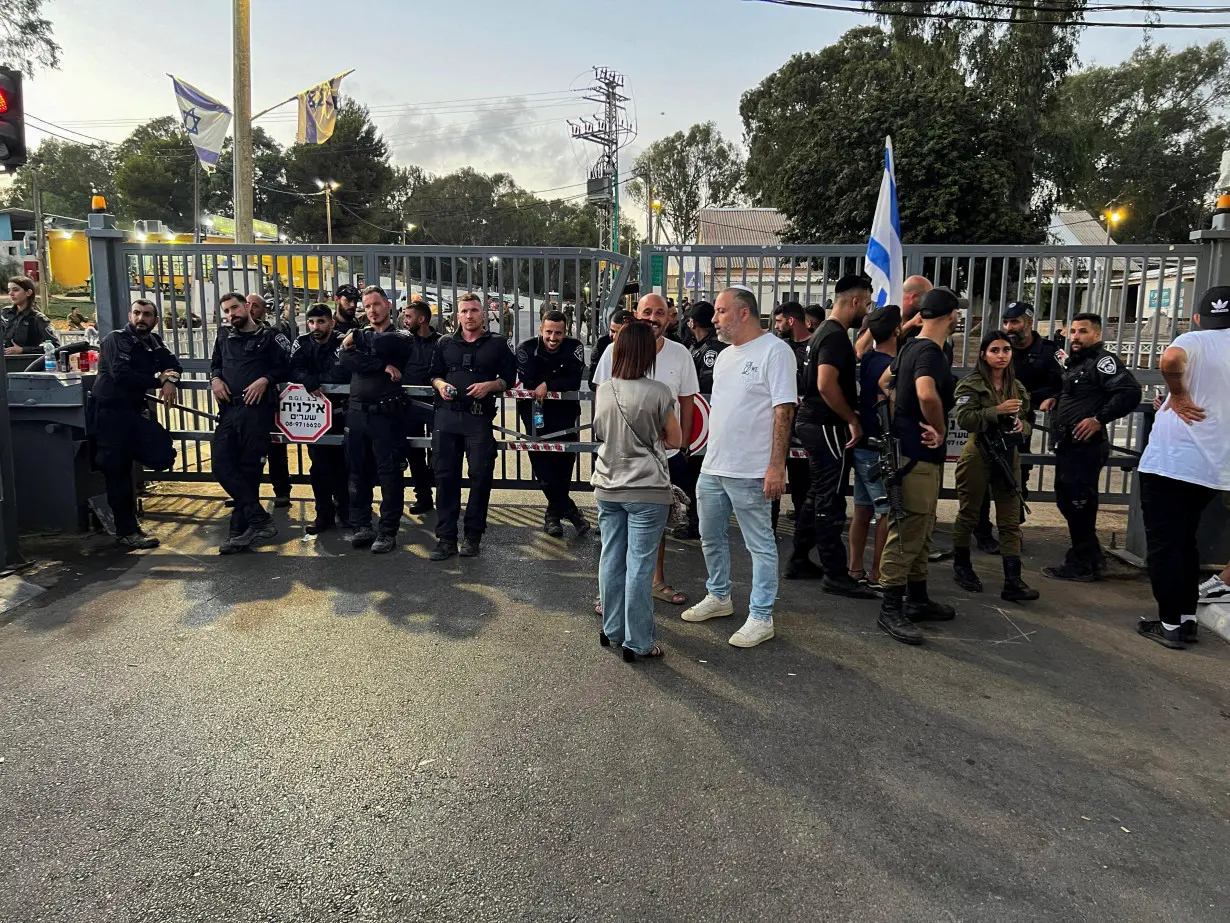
[609,380,670,479]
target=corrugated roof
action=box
[696,207,788,246]
[1048,209,1116,247]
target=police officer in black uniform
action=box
[338,286,413,554]
[89,298,181,550]
[2,276,57,356]
[401,298,442,515]
[1040,312,1142,582]
[973,301,1064,549]
[428,292,517,561]
[673,302,724,539]
[517,309,589,538]
[772,300,813,533]
[209,292,290,554]
[290,303,350,534]
[249,293,295,507]
[333,284,364,335]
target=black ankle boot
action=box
[904,580,956,622]
[877,586,923,645]
[953,546,983,592]
[1001,555,1040,602]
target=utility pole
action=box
[232,0,254,244]
[325,186,333,245]
[31,171,49,312]
[193,159,201,244]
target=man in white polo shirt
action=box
[680,286,798,647]
[1135,285,1230,650]
[592,293,699,606]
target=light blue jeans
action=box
[697,473,779,622]
[597,500,670,654]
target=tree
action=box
[204,127,294,230]
[113,117,197,229]
[741,27,1047,245]
[1044,41,1230,244]
[627,122,744,244]
[0,0,60,72]
[282,98,398,243]
[1,137,116,218]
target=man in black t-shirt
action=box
[785,276,875,599]
[875,288,960,644]
[771,301,813,532]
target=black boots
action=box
[1001,555,1039,602]
[904,581,956,622]
[953,546,983,592]
[565,508,591,537]
[877,587,924,645]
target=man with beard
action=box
[248,293,295,508]
[333,284,364,335]
[804,304,824,334]
[290,304,350,534]
[592,293,699,606]
[209,292,290,554]
[339,286,414,554]
[89,299,181,550]
[1040,313,1141,582]
[517,310,589,538]
[401,297,441,515]
[786,276,876,598]
[588,310,634,391]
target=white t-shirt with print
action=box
[593,336,699,458]
[1139,328,1230,490]
[702,331,799,480]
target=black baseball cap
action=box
[1003,302,1034,320]
[1197,286,1230,330]
[335,283,360,301]
[919,287,960,318]
[689,301,715,328]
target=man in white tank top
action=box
[1136,286,1230,649]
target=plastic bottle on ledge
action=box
[42,341,56,372]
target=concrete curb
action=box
[1197,602,1230,643]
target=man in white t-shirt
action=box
[593,293,699,605]
[680,287,798,648]
[1135,285,1230,650]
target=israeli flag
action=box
[170,76,232,171]
[865,136,903,308]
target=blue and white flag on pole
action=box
[866,136,903,308]
[170,76,231,172]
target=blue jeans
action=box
[597,500,670,654]
[697,473,779,622]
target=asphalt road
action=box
[2,491,1228,922]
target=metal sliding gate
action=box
[86,232,632,491]
[641,243,1209,504]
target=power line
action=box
[749,0,1230,27]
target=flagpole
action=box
[193,159,201,245]
[232,0,254,244]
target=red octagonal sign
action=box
[276,382,332,443]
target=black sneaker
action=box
[567,510,591,538]
[116,532,159,550]
[349,526,376,549]
[407,498,434,515]
[1041,563,1097,583]
[247,523,278,546]
[370,534,396,554]
[1181,620,1199,644]
[904,599,957,622]
[459,536,481,557]
[784,557,824,580]
[273,495,292,509]
[429,540,457,562]
[821,574,877,600]
[218,532,247,555]
[544,515,564,538]
[305,518,335,535]
[1137,619,1186,650]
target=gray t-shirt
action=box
[591,377,675,506]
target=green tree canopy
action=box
[0,0,60,72]
[113,116,197,229]
[741,27,1047,244]
[1045,40,1230,243]
[1,136,116,218]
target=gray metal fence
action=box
[85,229,632,490]
[640,242,1208,504]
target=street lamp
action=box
[651,199,663,246]
[402,222,416,245]
[315,179,340,245]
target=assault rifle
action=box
[976,425,1031,517]
[869,400,906,533]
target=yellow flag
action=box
[296,71,351,145]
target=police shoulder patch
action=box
[957,395,970,405]
[1096,355,1117,375]
[574,344,584,363]
[703,351,717,368]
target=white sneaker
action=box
[681,593,734,622]
[728,617,775,648]
[1198,575,1230,601]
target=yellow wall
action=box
[48,233,92,288]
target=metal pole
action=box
[325,188,333,245]
[193,159,201,244]
[232,0,254,244]
[645,172,653,244]
[32,171,49,312]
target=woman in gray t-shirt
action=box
[591,322,682,661]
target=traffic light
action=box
[0,67,26,172]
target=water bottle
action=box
[532,400,545,431]
[42,341,56,372]
[85,326,100,349]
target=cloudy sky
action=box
[22,0,1230,216]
